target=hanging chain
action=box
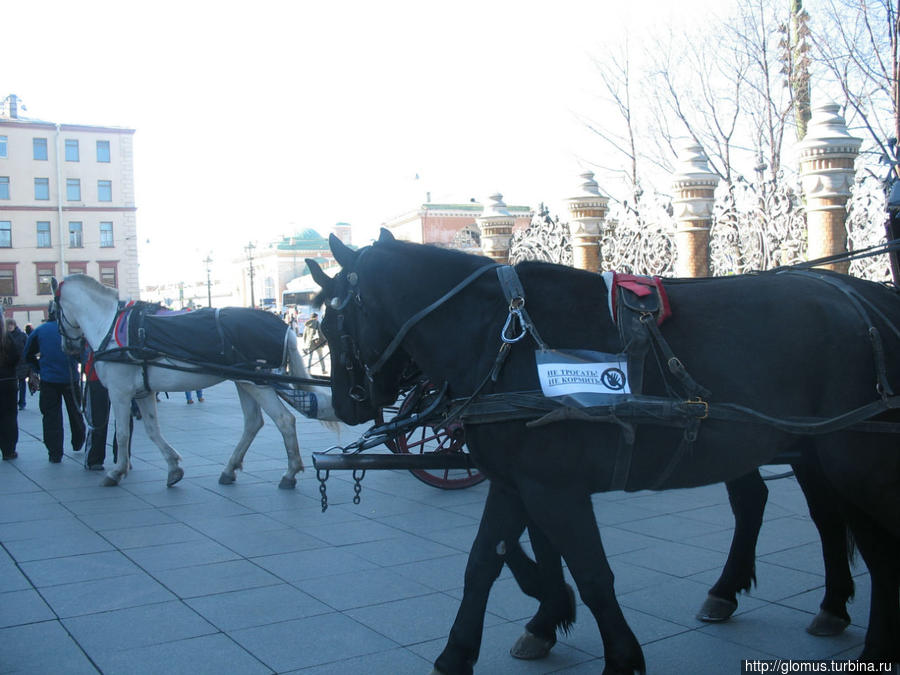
[316,468,330,512]
[352,469,366,505]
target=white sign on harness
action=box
[536,349,631,399]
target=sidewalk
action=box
[0,382,872,674]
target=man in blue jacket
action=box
[24,313,85,463]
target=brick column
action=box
[566,171,609,272]
[671,142,719,278]
[797,103,861,273]
[477,193,515,264]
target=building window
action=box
[0,177,8,200]
[0,268,15,296]
[99,221,114,247]
[96,140,110,162]
[34,177,49,200]
[0,135,7,158]
[65,139,79,162]
[36,264,55,295]
[69,221,83,248]
[0,221,10,248]
[98,180,112,202]
[67,262,87,276]
[37,221,51,248]
[66,178,81,201]
[99,262,117,288]
[33,137,48,160]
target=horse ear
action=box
[329,233,356,268]
[51,278,59,296]
[306,259,333,292]
[378,228,395,243]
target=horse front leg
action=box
[520,481,644,675]
[698,470,767,622]
[433,482,529,675]
[507,525,576,660]
[133,395,184,487]
[102,395,136,486]
[219,384,265,486]
[252,385,303,489]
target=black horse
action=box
[309,230,899,674]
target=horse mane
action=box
[64,273,121,303]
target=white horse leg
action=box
[253,386,303,489]
[133,395,184,487]
[102,395,135,487]
[218,383,264,486]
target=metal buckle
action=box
[685,397,709,420]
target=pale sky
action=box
[4,0,726,286]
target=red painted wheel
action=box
[377,383,485,490]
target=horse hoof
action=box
[167,467,184,487]
[697,594,738,622]
[100,475,120,487]
[218,472,235,485]
[278,476,297,490]
[510,630,555,660]
[806,610,850,636]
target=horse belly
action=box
[626,423,790,491]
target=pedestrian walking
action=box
[185,390,204,404]
[6,319,28,410]
[24,312,85,463]
[0,314,22,460]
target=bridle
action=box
[326,248,533,407]
[52,281,86,355]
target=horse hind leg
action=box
[134,395,184,487]
[841,499,900,665]
[218,383,264,486]
[698,470,767,622]
[793,455,854,636]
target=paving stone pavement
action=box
[0,382,878,674]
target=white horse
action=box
[52,274,337,489]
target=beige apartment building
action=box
[0,94,138,325]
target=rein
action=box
[366,262,503,378]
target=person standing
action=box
[185,389,204,404]
[24,313,85,463]
[82,348,109,470]
[6,319,28,410]
[0,314,22,460]
[302,312,326,370]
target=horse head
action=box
[51,277,86,355]
[306,230,414,425]
[53,274,120,355]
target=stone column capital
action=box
[477,193,515,264]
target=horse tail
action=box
[284,330,340,430]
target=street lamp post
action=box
[244,243,256,308]
[203,255,213,308]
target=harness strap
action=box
[367,263,501,377]
[496,266,550,350]
[782,270,895,397]
[640,314,712,400]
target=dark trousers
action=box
[0,379,18,458]
[16,377,26,408]
[84,379,110,467]
[38,381,86,460]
